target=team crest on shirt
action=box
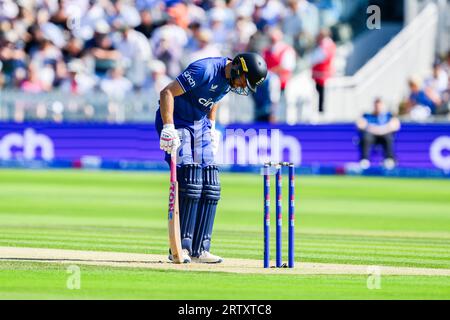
[209,84,218,92]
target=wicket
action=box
[263,162,295,268]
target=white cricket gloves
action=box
[160,122,220,156]
[160,124,180,154]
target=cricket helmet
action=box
[230,52,268,95]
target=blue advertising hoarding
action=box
[0,122,449,172]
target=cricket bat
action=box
[168,150,183,263]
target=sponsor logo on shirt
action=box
[209,84,218,92]
[183,71,196,87]
[198,97,215,109]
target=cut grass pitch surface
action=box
[0,169,449,299]
[1,261,450,300]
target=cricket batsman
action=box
[155,53,268,263]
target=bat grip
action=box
[170,149,177,183]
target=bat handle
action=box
[170,149,177,183]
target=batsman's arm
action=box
[208,104,219,122]
[160,81,185,125]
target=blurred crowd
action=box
[5,0,446,124]
[0,0,344,122]
[401,53,450,121]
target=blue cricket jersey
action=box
[155,57,232,166]
[156,57,231,128]
[363,112,393,126]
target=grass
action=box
[1,262,450,300]
[0,169,449,299]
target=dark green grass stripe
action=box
[0,240,153,251]
[2,230,450,253]
[300,233,450,245]
[2,231,450,256]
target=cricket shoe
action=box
[359,159,371,170]
[383,158,396,170]
[191,251,223,264]
[168,249,191,264]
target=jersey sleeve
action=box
[176,61,209,93]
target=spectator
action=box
[20,64,46,93]
[424,62,448,97]
[30,27,65,90]
[185,21,203,53]
[313,0,342,29]
[100,65,133,122]
[114,22,152,88]
[406,75,442,119]
[247,28,269,55]
[105,0,141,29]
[85,20,121,77]
[252,3,266,31]
[165,1,190,30]
[62,36,85,62]
[151,13,188,78]
[144,59,172,94]
[356,98,401,170]
[442,50,450,75]
[0,0,381,124]
[73,0,107,41]
[0,63,5,89]
[230,14,257,54]
[187,29,221,64]
[100,65,133,101]
[253,0,284,31]
[424,61,449,115]
[0,30,28,85]
[60,59,97,95]
[186,1,207,25]
[311,28,336,113]
[283,0,320,55]
[208,5,231,54]
[0,0,19,20]
[134,7,165,39]
[263,27,296,92]
[251,71,281,123]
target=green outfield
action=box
[0,169,449,299]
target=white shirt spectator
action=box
[116,29,152,62]
[231,0,258,18]
[283,0,320,40]
[151,24,188,51]
[107,2,141,28]
[186,29,221,65]
[260,0,285,25]
[0,0,19,20]
[31,43,63,69]
[232,15,257,53]
[60,73,97,94]
[424,68,449,96]
[60,59,97,94]
[187,3,207,25]
[189,45,221,64]
[100,69,133,101]
[115,29,152,86]
[145,60,172,94]
[71,2,106,40]
[151,23,187,78]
